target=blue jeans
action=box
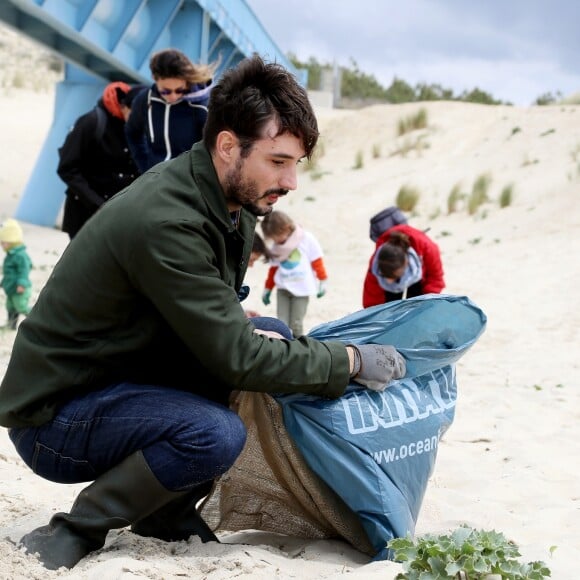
[9,382,246,491]
[7,316,290,492]
[249,315,293,339]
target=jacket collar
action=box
[188,142,256,239]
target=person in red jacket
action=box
[362,224,445,307]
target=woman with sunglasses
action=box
[125,48,215,173]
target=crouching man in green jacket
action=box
[0,55,406,570]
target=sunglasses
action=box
[158,87,189,96]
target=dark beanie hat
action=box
[121,85,148,108]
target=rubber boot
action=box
[131,479,218,543]
[6,311,18,330]
[19,451,184,570]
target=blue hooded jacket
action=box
[125,81,211,173]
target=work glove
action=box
[262,289,272,306]
[349,344,406,392]
[317,279,327,298]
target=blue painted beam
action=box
[104,1,143,53]
[0,0,303,227]
[128,0,183,69]
[16,70,106,227]
[167,3,205,63]
[74,0,100,31]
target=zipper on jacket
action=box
[163,104,172,161]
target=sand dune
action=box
[0,86,578,579]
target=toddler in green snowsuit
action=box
[0,219,32,330]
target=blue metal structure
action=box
[0,0,301,227]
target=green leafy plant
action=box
[447,182,465,214]
[397,108,429,136]
[388,526,551,579]
[499,184,514,208]
[353,149,364,169]
[396,184,421,212]
[468,172,492,215]
[473,173,492,196]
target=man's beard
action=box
[224,158,287,217]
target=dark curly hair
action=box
[204,54,319,159]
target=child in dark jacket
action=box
[0,219,32,330]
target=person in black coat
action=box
[57,82,139,239]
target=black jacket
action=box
[57,101,138,238]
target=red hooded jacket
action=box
[362,224,445,307]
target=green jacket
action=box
[0,144,349,428]
[1,244,32,296]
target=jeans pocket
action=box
[31,440,98,484]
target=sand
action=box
[0,87,578,579]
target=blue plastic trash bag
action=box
[274,294,486,559]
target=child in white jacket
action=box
[260,211,327,337]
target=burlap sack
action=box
[200,391,375,556]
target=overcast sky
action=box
[246,0,580,105]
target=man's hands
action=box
[348,344,406,392]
